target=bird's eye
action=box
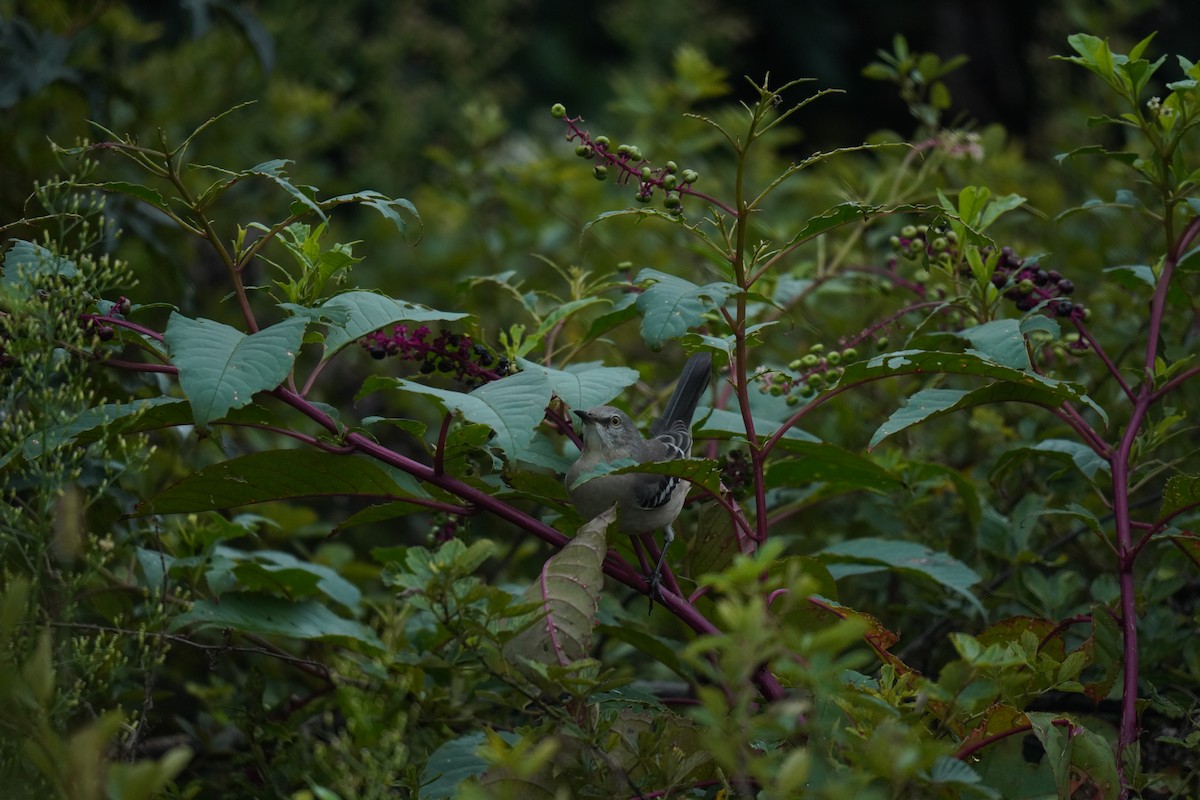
[609,414,622,427]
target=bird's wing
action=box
[633,422,692,510]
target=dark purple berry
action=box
[97,326,115,341]
[1057,279,1074,295]
[1055,299,1074,317]
[1015,296,1035,312]
[370,348,386,360]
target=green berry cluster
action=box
[759,342,861,405]
[889,224,959,279]
[552,103,698,216]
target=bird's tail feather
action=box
[651,352,712,436]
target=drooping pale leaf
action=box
[315,291,467,357]
[170,592,383,650]
[1,239,77,297]
[515,358,639,411]
[503,509,608,667]
[634,268,739,349]
[203,159,326,219]
[819,537,983,615]
[421,731,522,800]
[363,368,553,462]
[1160,473,1200,520]
[165,313,305,428]
[136,449,430,516]
[767,443,903,493]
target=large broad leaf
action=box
[19,397,180,459]
[170,592,382,651]
[818,537,983,615]
[634,269,739,349]
[503,509,608,668]
[952,318,1032,369]
[165,313,306,428]
[215,546,362,612]
[311,291,467,357]
[322,190,420,239]
[767,443,903,493]
[1,239,77,297]
[1026,712,1119,800]
[836,349,1107,449]
[136,449,430,515]
[361,368,553,462]
[421,731,521,800]
[696,406,821,445]
[515,358,639,411]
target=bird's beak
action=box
[573,409,592,424]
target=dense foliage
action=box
[3,3,1200,799]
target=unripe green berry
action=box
[662,174,678,190]
[770,385,783,396]
[550,103,566,118]
[826,351,841,365]
[594,135,610,149]
[875,336,889,350]
[681,169,698,184]
[627,146,643,161]
[640,167,653,181]
[1017,278,1035,293]
[786,394,800,406]
[593,165,608,180]
[841,347,857,361]
[809,343,824,354]
[824,369,840,382]
[799,384,815,398]
[900,225,917,239]
[617,143,631,156]
[665,160,678,173]
[807,374,824,388]
[576,144,594,158]
[635,191,651,204]
[931,237,948,251]
[889,235,901,250]
[801,353,820,368]
[664,195,681,210]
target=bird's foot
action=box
[646,568,666,614]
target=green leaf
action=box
[634,268,739,349]
[79,181,170,212]
[165,313,306,429]
[869,382,1087,450]
[503,510,608,667]
[170,592,383,650]
[696,406,821,445]
[1026,712,1119,800]
[137,450,429,515]
[19,397,180,459]
[954,319,1031,369]
[819,538,983,615]
[1,240,77,297]
[218,547,362,611]
[422,731,520,800]
[515,358,639,411]
[569,457,721,498]
[323,189,420,239]
[314,291,467,358]
[363,368,553,461]
[1161,473,1200,519]
[767,443,903,493]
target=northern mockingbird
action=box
[565,352,712,600]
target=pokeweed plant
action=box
[1,31,1198,800]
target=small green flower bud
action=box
[550,103,567,118]
[593,164,608,180]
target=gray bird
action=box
[565,352,712,600]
